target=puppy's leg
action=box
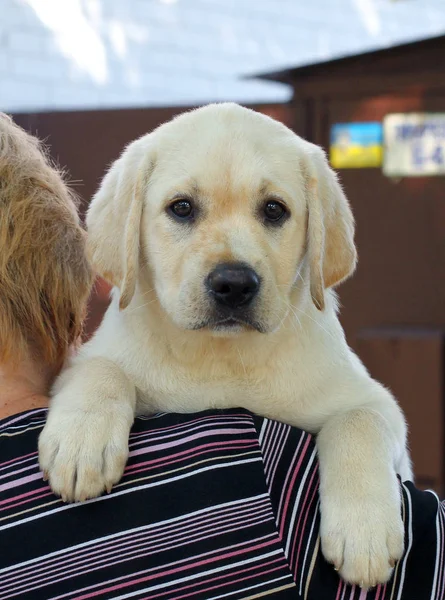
[39,358,136,502]
[316,386,408,588]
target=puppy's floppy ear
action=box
[304,146,357,311]
[86,137,154,310]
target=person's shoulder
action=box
[131,408,258,434]
[0,408,47,480]
[130,409,311,445]
[0,407,47,434]
[402,480,445,538]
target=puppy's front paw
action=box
[39,407,132,502]
[320,486,404,588]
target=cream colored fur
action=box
[39,103,412,589]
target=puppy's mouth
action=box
[192,313,265,334]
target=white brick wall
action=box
[1,0,444,113]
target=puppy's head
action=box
[87,103,356,336]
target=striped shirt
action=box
[0,408,444,600]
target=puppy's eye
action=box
[169,199,194,220]
[263,200,287,223]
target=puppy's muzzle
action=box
[206,263,260,309]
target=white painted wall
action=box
[1,0,444,113]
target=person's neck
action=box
[0,359,50,419]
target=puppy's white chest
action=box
[135,366,261,414]
[131,350,311,429]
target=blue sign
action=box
[330,122,383,168]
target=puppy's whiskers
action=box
[277,311,289,331]
[295,269,307,289]
[289,302,337,342]
[283,301,302,332]
[237,347,247,378]
[126,297,158,313]
[138,287,155,298]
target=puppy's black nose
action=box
[207,263,260,308]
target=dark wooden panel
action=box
[357,328,444,496]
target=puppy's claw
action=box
[360,581,376,590]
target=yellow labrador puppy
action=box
[39,103,411,588]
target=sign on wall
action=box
[383,113,445,177]
[330,122,383,169]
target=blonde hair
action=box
[0,113,93,370]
